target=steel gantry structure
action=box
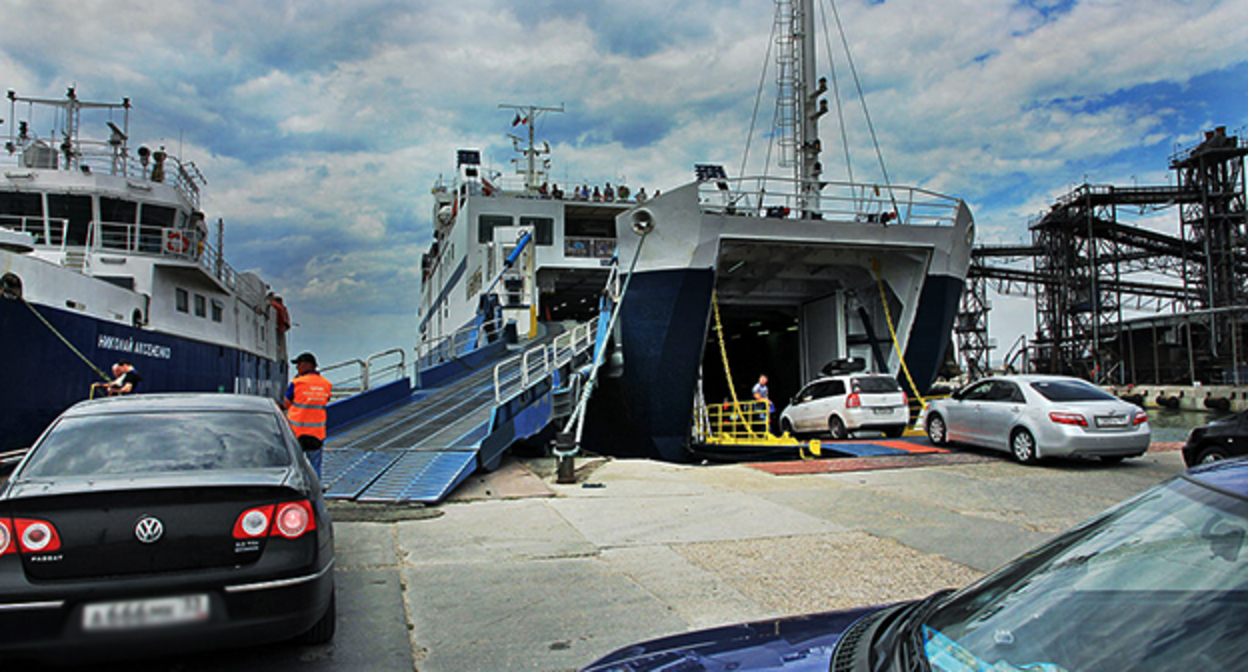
[957,126,1248,385]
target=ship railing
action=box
[493,317,599,404]
[416,317,505,371]
[695,176,962,227]
[1,215,68,246]
[2,140,203,211]
[322,348,407,398]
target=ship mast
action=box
[775,0,828,216]
[498,103,564,192]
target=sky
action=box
[2,0,1246,370]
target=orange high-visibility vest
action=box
[288,372,332,440]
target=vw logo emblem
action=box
[135,516,164,544]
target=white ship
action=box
[416,0,974,461]
[0,88,287,450]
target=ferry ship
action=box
[417,0,975,462]
[0,89,287,450]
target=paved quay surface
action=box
[337,445,1188,672]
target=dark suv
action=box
[1182,410,1248,466]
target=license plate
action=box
[1095,415,1129,428]
[873,407,895,415]
[83,594,209,631]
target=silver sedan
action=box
[922,375,1150,464]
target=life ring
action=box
[165,231,189,254]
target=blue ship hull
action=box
[582,268,962,462]
[0,298,286,451]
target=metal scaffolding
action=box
[959,126,1248,385]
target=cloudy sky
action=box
[3,0,1246,368]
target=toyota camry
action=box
[0,394,335,664]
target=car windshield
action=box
[1029,379,1116,402]
[921,476,1248,671]
[22,411,292,477]
[854,376,901,393]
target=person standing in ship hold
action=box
[283,352,333,478]
[753,374,774,431]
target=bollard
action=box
[554,431,578,484]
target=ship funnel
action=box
[630,208,655,235]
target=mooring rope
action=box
[18,296,113,383]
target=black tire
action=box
[297,594,336,645]
[884,426,906,439]
[926,414,948,446]
[828,415,848,441]
[1197,446,1231,465]
[1010,428,1038,464]
[781,418,796,437]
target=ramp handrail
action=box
[417,317,504,371]
[322,348,408,398]
[493,318,599,404]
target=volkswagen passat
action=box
[0,394,334,664]
[583,460,1248,671]
[922,375,1149,464]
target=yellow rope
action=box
[711,290,764,440]
[872,258,925,410]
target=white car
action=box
[923,374,1150,464]
[779,373,909,439]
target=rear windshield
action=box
[22,411,292,478]
[853,376,902,393]
[1029,379,1116,402]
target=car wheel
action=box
[781,418,796,437]
[297,593,336,645]
[926,414,947,446]
[1011,428,1038,464]
[884,426,906,439]
[828,415,848,441]
[1197,446,1231,465]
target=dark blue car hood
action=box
[582,605,883,671]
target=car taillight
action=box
[1049,411,1088,427]
[233,505,275,539]
[0,518,63,554]
[1133,410,1149,425]
[902,391,908,408]
[846,393,861,408]
[0,520,12,556]
[233,501,316,540]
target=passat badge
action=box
[135,516,164,544]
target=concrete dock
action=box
[331,445,1188,672]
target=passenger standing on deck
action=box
[283,352,332,478]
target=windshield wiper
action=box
[871,589,953,672]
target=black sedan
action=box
[1183,409,1248,466]
[0,394,335,664]
[583,460,1248,671]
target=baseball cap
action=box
[291,352,318,367]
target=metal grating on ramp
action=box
[356,451,478,503]
[321,450,406,500]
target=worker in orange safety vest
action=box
[283,352,332,478]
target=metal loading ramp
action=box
[321,370,499,503]
[319,319,599,504]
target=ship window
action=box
[176,288,189,313]
[565,217,615,238]
[100,198,138,225]
[211,299,224,323]
[140,204,177,227]
[0,192,44,239]
[478,215,513,243]
[47,194,93,246]
[521,217,554,246]
[194,294,207,318]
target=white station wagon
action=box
[779,373,909,440]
